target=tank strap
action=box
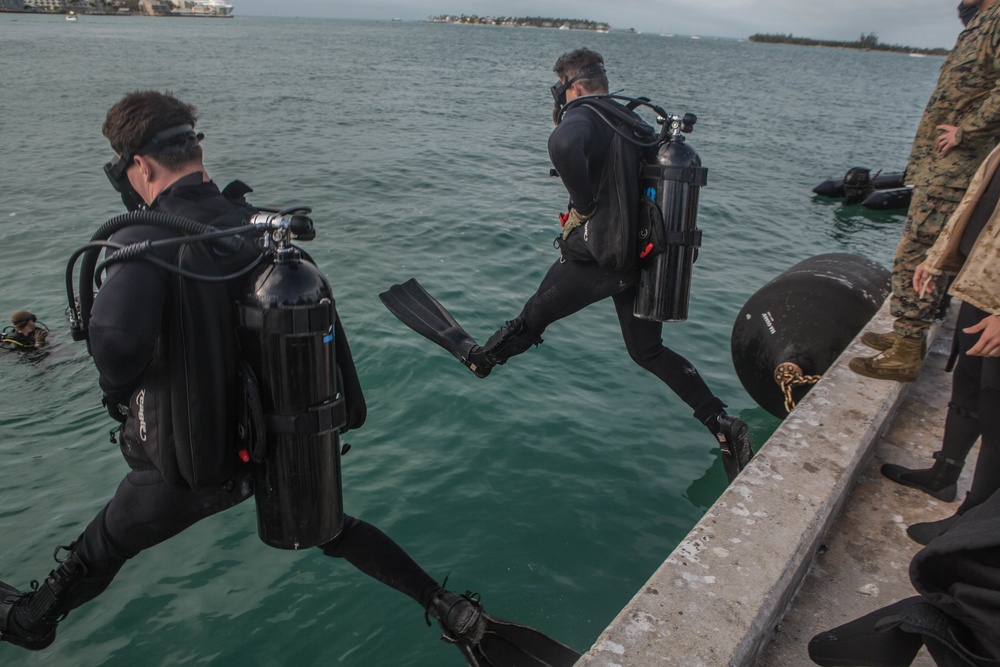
[267,395,347,436]
[664,230,703,247]
[641,164,708,185]
[238,301,335,335]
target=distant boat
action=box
[559,24,570,30]
[392,17,402,21]
[909,52,927,58]
[691,35,701,39]
[65,11,77,21]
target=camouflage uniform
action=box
[924,141,1000,316]
[892,4,1000,337]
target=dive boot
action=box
[881,451,963,502]
[707,412,754,483]
[860,330,901,352]
[808,597,925,667]
[907,495,973,545]
[849,335,926,382]
[474,318,541,374]
[426,588,581,667]
[906,513,962,546]
[0,551,87,651]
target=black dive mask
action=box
[103,124,203,210]
[550,63,607,107]
[959,1,979,26]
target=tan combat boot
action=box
[849,335,926,382]
[859,330,900,351]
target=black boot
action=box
[424,587,581,667]
[0,548,87,651]
[706,412,754,483]
[882,401,979,502]
[808,596,925,667]
[425,588,486,646]
[906,495,974,546]
[881,451,964,502]
[466,318,542,378]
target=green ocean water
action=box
[0,14,941,666]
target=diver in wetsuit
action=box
[382,49,753,481]
[1,310,48,351]
[0,91,577,667]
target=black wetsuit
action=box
[63,174,439,614]
[947,166,1000,511]
[509,103,724,423]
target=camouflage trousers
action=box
[890,188,959,338]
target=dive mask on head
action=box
[102,124,203,210]
[959,1,979,26]
[550,63,607,107]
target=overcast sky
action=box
[233,0,968,49]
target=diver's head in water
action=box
[551,48,609,124]
[102,91,206,207]
[10,310,36,335]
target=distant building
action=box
[169,0,232,16]
[137,0,233,16]
[22,0,111,10]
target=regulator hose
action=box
[67,209,262,344]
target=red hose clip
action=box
[238,449,251,463]
[639,243,654,259]
[558,211,570,227]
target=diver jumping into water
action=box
[0,91,579,667]
[381,48,753,482]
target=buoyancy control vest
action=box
[555,95,706,321]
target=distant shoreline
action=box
[749,33,948,56]
[428,15,611,32]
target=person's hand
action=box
[559,208,593,239]
[913,261,936,297]
[936,125,960,155]
[102,391,130,423]
[33,329,48,347]
[964,314,1000,356]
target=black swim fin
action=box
[465,615,582,667]
[430,589,580,667]
[379,278,491,377]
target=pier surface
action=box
[580,301,971,666]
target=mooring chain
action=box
[774,362,822,414]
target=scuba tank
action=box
[633,113,705,322]
[237,210,347,549]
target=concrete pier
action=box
[579,301,971,666]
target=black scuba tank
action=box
[238,212,346,549]
[633,128,706,322]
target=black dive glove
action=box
[102,391,130,423]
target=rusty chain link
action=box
[774,362,822,414]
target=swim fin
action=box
[379,278,491,377]
[431,589,581,667]
[465,615,582,667]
